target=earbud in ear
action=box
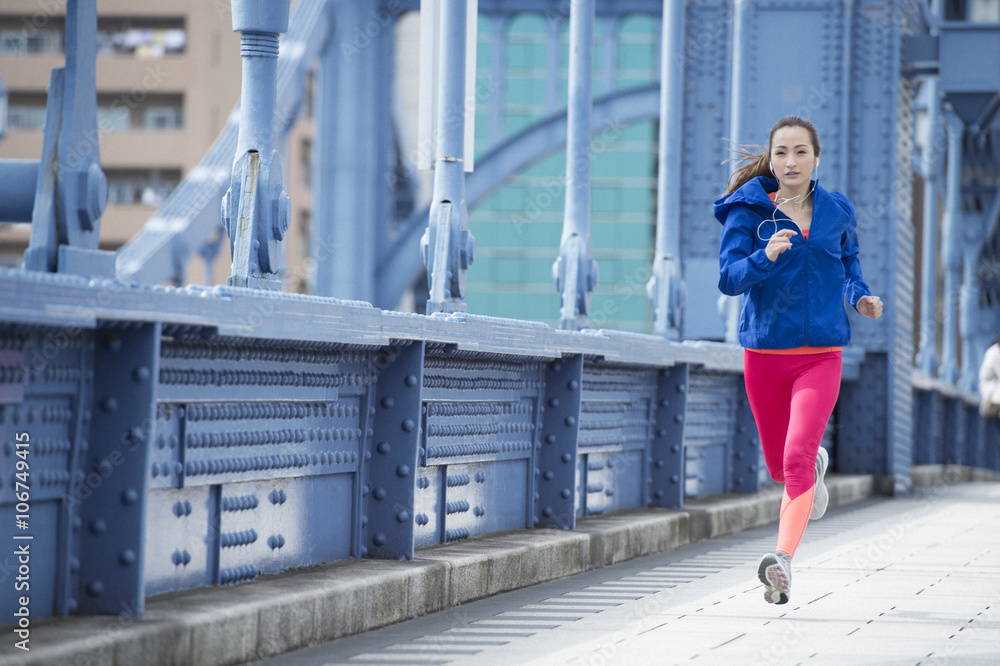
[769,161,774,174]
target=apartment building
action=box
[0,0,314,289]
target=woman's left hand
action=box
[857,295,883,319]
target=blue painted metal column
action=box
[649,363,688,508]
[76,324,161,615]
[0,160,39,223]
[648,0,685,340]
[535,355,583,529]
[363,342,424,559]
[913,387,937,464]
[722,0,752,343]
[223,0,291,291]
[422,0,476,315]
[960,243,982,392]
[915,86,943,373]
[311,0,391,305]
[553,0,599,330]
[23,0,111,277]
[730,380,761,494]
[938,107,964,383]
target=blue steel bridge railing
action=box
[2,0,1000,626]
[0,270,746,619]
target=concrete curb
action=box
[2,468,992,666]
[910,463,1000,487]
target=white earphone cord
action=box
[756,161,819,242]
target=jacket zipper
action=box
[802,230,809,346]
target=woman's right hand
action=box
[765,228,797,262]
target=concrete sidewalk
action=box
[1,466,996,666]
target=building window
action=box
[5,93,183,133]
[945,0,1000,20]
[96,18,186,58]
[97,94,184,132]
[0,16,185,57]
[0,25,62,55]
[144,107,184,130]
[97,106,131,132]
[7,104,47,131]
[6,93,47,130]
[105,169,181,206]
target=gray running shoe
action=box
[811,446,829,520]
[758,552,791,605]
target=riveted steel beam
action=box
[729,376,760,495]
[535,354,583,529]
[912,388,938,464]
[363,342,425,559]
[75,323,160,615]
[649,363,689,508]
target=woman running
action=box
[715,116,883,604]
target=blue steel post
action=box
[960,244,981,392]
[647,0,685,340]
[422,0,476,314]
[938,108,964,383]
[913,388,937,464]
[363,342,425,559]
[311,0,390,304]
[224,0,291,291]
[76,324,161,615]
[941,395,964,465]
[0,160,39,223]
[916,79,942,374]
[23,0,111,277]
[837,354,889,479]
[553,0,599,331]
[649,364,688,508]
[535,355,583,529]
[721,0,752,343]
[964,403,982,468]
[730,380,761,494]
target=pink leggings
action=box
[744,350,841,500]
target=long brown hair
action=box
[723,116,821,195]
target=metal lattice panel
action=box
[415,353,546,546]
[683,369,741,498]
[576,362,657,516]
[0,327,91,618]
[144,336,377,594]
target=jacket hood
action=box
[713,176,779,224]
[713,176,842,225]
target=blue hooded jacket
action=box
[715,176,872,349]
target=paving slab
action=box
[1,468,996,666]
